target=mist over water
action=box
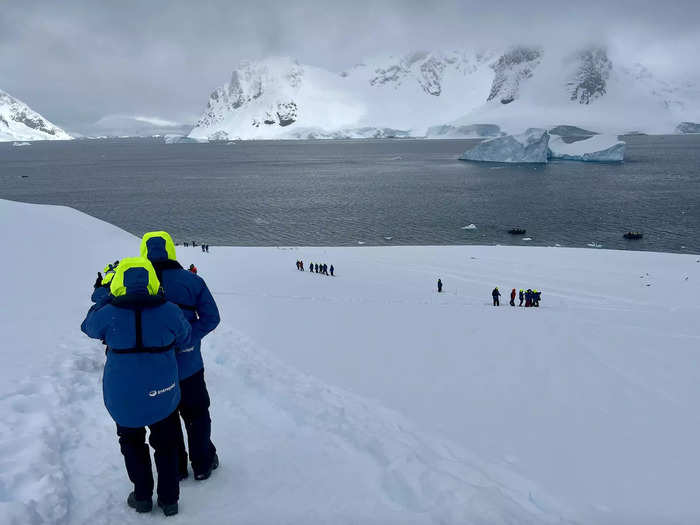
[1,135,698,254]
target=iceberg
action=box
[548,125,598,138]
[459,128,549,163]
[163,134,202,144]
[676,122,700,134]
[548,134,625,162]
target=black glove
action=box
[94,272,103,289]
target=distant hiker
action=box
[519,289,524,307]
[192,241,196,247]
[300,261,304,271]
[525,289,533,307]
[437,279,443,293]
[330,264,334,276]
[308,262,313,273]
[534,290,541,307]
[184,242,188,247]
[142,231,221,484]
[323,264,328,275]
[205,245,209,253]
[189,264,197,275]
[81,257,191,516]
[201,245,205,253]
[492,287,501,306]
[296,260,300,271]
[315,263,319,273]
[510,288,516,306]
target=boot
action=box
[127,492,152,513]
[157,499,179,517]
[194,453,219,481]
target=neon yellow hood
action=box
[140,231,177,262]
[110,257,161,297]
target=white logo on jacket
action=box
[147,382,176,397]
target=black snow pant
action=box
[493,297,499,306]
[174,368,217,477]
[116,410,180,504]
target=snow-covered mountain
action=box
[189,48,700,140]
[0,89,71,142]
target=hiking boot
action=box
[157,499,179,517]
[127,492,152,513]
[177,469,189,482]
[194,453,219,481]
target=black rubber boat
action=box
[508,228,526,235]
[623,232,643,240]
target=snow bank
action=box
[548,134,625,162]
[4,198,700,524]
[0,198,571,524]
[459,128,549,163]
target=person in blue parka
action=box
[81,257,191,516]
[140,231,221,482]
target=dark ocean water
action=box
[1,135,699,253]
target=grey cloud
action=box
[1,0,698,134]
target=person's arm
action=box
[169,304,192,349]
[189,279,221,347]
[80,303,110,341]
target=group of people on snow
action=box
[182,240,209,251]
[492,287,541,307]
[436,279,542,307]
[297,260,334,276]
[81,231,221,517]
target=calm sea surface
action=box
[1,136,699,253]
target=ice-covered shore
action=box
[1,198,699,524]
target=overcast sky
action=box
[1,0,698,133]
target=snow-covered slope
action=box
[3,198,700,524]
[190,48,700,140]
[0,89,72,142]
[0,198,574,524]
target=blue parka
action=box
[81,259,191,428]
[141,232,221,380]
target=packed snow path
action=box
[2,199,700,524]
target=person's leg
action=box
[173,415,189,479]
[180,369,217,476]
[117,424,154,501]
[148,411,180,506]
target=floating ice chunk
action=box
[522,237,532,241]
[461,224,477,230]
[164,134,202,144]
[587,242,603,248]
[548,135,625,162]
[12,142,31,147]
[459,128,549,164]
